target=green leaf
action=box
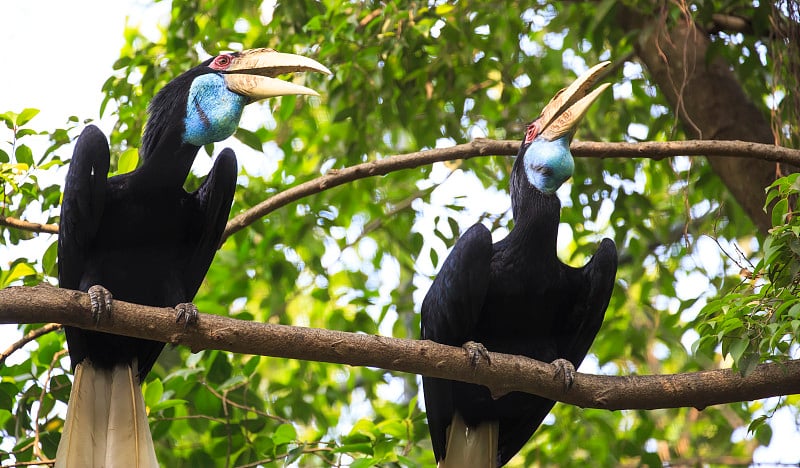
[349,418,377,440]
[15,144,34,166]
[435,4,455,15]
[728,337,749,363]
[277,94,297,122]
[0,383,17,410]
[117,147,139,174]
[350,458,378,468]
[42,241,58,277]
[149,398,187,412]
[377,419,408,439]
[772,198,789,226]
[235,128,263,151]
[143,378,164,406]
[755,419,773,445]
[272,423,297,445]
[738,352,760,377]
[0,262,36,287]
[0,111,15,129]
[242,355,260,374]
[16,108,40,127]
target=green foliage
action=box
[696,174,800,375]
[0,109,73,285]
[1,1,797,467]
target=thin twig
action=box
[0,323,62,367]
[33,349,67,460]
[154,414,227,424]
[0,460,56,467]
[0,216,58,235]
[201,379,290,424]
[234,445,335,468]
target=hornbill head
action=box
[211,48,332,101]
[142,48,331,158]
[518,61,610,194]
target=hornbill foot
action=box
[551,358,576,391]
[87,285,113,324]
[174,302,199,330]
[462,341,491,367]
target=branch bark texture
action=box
[2,284,799,412]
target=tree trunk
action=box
[618,7,780,235]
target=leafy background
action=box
[2,1,799,466]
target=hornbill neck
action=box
[135,69,206,188]
[499,59,611,253]
[137,125,200,188]
[508,158,561,253]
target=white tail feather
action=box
[438,413,498,468]
[55,361,158,468]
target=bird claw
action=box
[462,341,491,367]
[174,302,199,330]
[87,285,113,325]
[551,358,576,391]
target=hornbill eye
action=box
[524,122,539,144]
[210,54,233,70]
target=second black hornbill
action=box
[421,62,618,467]
[56,49,330,467]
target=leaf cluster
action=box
[696,174,800,376]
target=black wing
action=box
[492,238,616,466]
[561,237,617,367]
[58,125,110,290]
[420,223,493,462]
[183,148,237,297]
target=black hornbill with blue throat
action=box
[56,48,330,467]
[420,62,617,467]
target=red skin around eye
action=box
[210,55,232,70]
[524,121,540,143]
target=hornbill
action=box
[420,62,617,468]
[56,48,330,467]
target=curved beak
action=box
[223,48,332,101]
[537,61,611,141]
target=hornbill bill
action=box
[420,62,617,467]
[56,48,330,467]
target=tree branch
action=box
[2,284,799,411]
[5,140,799,239]
[0,322,62,367]
[708,13,754,35]
[221,139,800,240]
[0,216,59,235]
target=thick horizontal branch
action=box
[2,284,799,411]
[221,139,800,240]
